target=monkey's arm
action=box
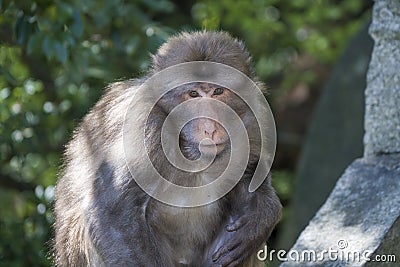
[210,173,282,267]
[85,184,165,266]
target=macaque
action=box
[54,31,281,267]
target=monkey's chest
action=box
[147,201,223,265]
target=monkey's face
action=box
[152,82,257,162]
[179,83,230,158]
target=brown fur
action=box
[54,31,281,267]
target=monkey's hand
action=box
[211,213,267,267]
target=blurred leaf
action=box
[70,11,83,38]
[15,15,29,45]
[57,1,74,17]
[54,41,68,63]
[27,33,41,55]
[41,35,54,60]
[141,0,175,12]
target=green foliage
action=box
[0,0,370,265]
[192,0,370,86]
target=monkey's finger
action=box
[226,216,248,232]
[212,237,241,261]
[212,245,229,262]
[213,244,246,267]
[226,259,243,267]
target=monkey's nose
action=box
[203,121,217,139]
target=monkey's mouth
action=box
[199,142,226,147]
[179,137,229,159]
[198,141,228,155]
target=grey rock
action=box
[280,154,400,267]
[364,0,400,155]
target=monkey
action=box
[54,31,282,267]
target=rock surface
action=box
[364,0,400,155]
[280,155,400,266]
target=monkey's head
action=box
[146,31,261,163]
[151,31,255,79]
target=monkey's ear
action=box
[150,51,166,73]
[150,53,156,65]
[255,81,269,95]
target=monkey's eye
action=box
[189,90,200,97]
[213,88,224,95]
